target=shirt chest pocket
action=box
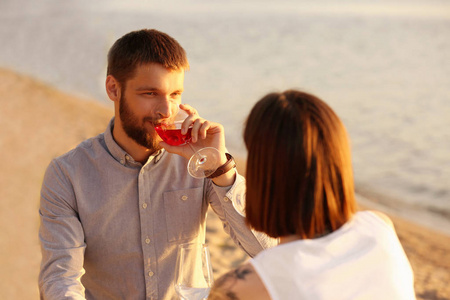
[163,187,205,242]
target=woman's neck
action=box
[279,235,302,244]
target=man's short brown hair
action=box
[243,90,356,239]
[107,29,189,87]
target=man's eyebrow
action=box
[134,87,184,93]
[135,86,158,91]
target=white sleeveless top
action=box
[250,211,415,300]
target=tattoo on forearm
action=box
[209,265,253,300]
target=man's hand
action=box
[159,104,235,186]
[159,104,227,163]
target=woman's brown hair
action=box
[107,29,189,88]
[244,90,356,239]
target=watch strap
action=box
[207,153,236,179]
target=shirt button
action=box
[223,196,229,202]
[142,203,147,209]
[120,159,125,165]
[145,238,150,244]
[148,271,154,277]
[181,195,188,201]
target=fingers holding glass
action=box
[155,104,222,179]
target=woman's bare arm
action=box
[209,263,271,300]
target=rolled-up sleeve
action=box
[39,160,86,300]
[208,173,278,257]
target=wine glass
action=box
[155,105,222,178]
[231,179,246,217]
[174,243,214,300]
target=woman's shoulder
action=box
[357,210,395,230]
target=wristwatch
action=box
[207,153,236,179]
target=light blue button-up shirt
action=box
[39,118,275,300]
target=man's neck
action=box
[112,122,158,164]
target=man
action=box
[38,29,274,300]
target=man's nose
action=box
[157,98,177,119]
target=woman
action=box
[209,90,415,300]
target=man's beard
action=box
[119,93,162,152]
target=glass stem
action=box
[187,143,197,154]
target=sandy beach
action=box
[0,68,448,299]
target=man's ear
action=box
[106,75,121,102]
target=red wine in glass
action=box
[155,124,192,146]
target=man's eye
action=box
[145,92,156,96]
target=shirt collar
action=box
[104,117,165,167]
